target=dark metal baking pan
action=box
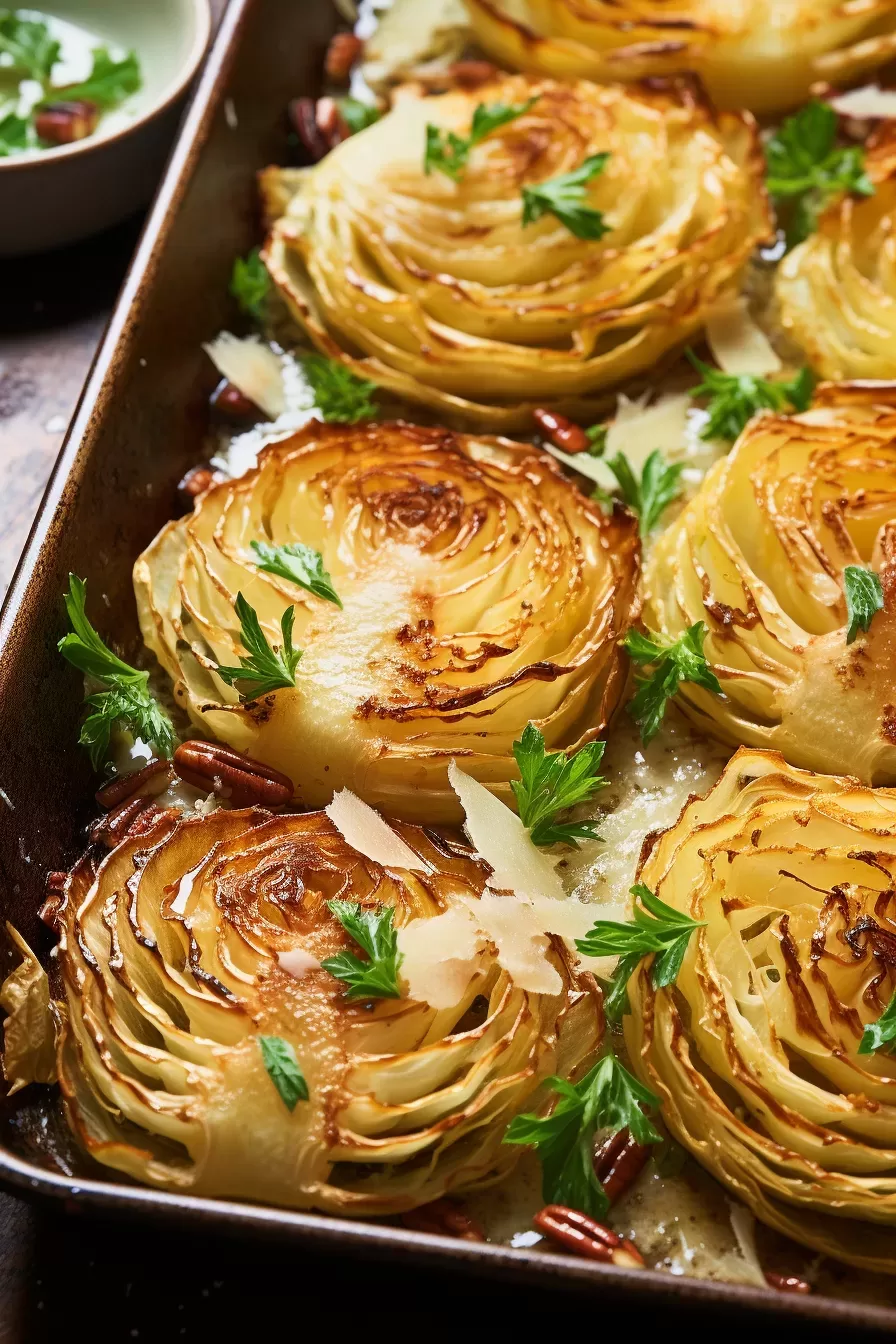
[0,0,893,1330]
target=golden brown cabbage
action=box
[625,748,896,1273]
[56,805,600,1213]
[776,130,896,379]
[134,420,638,821]
[463,1,896,116]
[263,75,770,429]
[643,383,896,783]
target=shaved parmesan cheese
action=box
[203,333,286,419]
[728,1203,769,1289]
[326,789,426,871]
[605,392,692,470]
[447,761,565,901]
[830,85,896,119]
[705,296,782,377]
[277,947,321,980]
[398,905,486,1008]
[466,893,562,995]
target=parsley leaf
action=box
[0,109,28,156]
[858,988,896,1056]
[258,1035,309,1110]
[521,152,610,240]
[511,722,606,847]
[0,10,59,83]
[623,622,722,744]
[58,575,175,769]
[765,99,874,249]
[604,449,683,538]
[301,353,378,423]
[844,565,884,644]
[321,900,404,1001]
[577,883,706,1022]
[230,247,270,321]
[585,424,607,457]
[503,1054,661,1218]
[337,96,381,135]
[424,96,538,181]
[214,592,302,698]
[45,47,141,109]
[688,352,815,442]
[250,540,342,608]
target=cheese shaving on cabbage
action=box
[705,295,782,377]
[448,760,565,901]
[326,789,427,870]
[203,333,286,419]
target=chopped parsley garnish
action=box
[511,722,606,848]
[337,96,381,135]
[521,153,610,240]
[58,575,175,769]
[688,352,815,442]
[765,99,874,249]
[214,593,301,698]
[424,96,538,182]
[603,450,683,538]
[230,247,270,321]
[504,1054,661,1219]
[44,47,141,109]
[258,1035,309,1110]
[0,11,59,84]
[844,565,884,645]
[858,988,896,1056]
[577,883,706,1022]
[623,622,722,744]
[321,900,404,1001]
[251,541,342,608]
[301,353,378,423]
[0,110,28,156]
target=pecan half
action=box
[408,60,499,93]
[400,1198,485,1242]
[765,1271,811,1295]
[533,408,590,456]
[35,99,99,145]
[593,1129,651,1204]
[211,379,263,421]
[533,1205,645,1268]
[95,758,173,811]
[178,464,217,510]
[173,741,294,808]
[289,96,349,163]
[91,797,175,849]
[325,32,364,83]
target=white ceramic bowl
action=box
[0,0,212,256]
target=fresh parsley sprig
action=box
[321,900,404,1001]
[0,110,28,156]
[302,353,378,423]
[859,988,896,1056]
[44,47,141,109]
[230,247,270,321]
[214,593,301,699]
[765,99,874,249]
[258,1035,309,1110]
[577,883,706,1022]
[337,96,381,135]
[603,450,683,538]
[58,575,175,769]
[511,723,607,848]
[521,152,610,240]
[844,565,884,645]
[623,622,722,744]
[251,541,342,608]
[424,96,538,182]
[0,11,59,84]
[504,1054,661,1219]
[688,352,815,443]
